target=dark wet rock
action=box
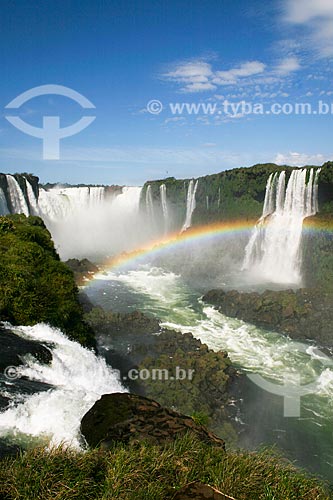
[130,330,240,440]
[88,304,241,443]
[0,394,10,411]
[203,288,333,348]
[0,439,22,459]
[65,258,99,285]
[85,306,160,336]
[0,326,52,371]
[81,393,225,450]
[173,482,235,500]
[86,301,241,442]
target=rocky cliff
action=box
[141,161,333,227]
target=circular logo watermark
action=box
[247,343,333,417]
[146,99,163,114]
[3,366,20,380]
[5,84,96,160]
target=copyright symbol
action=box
[147,99,163,114]
[4,366,19,380]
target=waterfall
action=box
[217,187,221,208]
[182,179,198,232]
[25,179,39,215]
[206,195,209,210]
[160,184,169,233]
[5,175,29,216]
[40,186,143,260]
[145,185,154,221]
[37,186,106,221]
[242,168,320,284]
[2,178,148,259]
[0,188,9,215]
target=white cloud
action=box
[284,0,333,56]
[162,54,302,93]
[163,59,272,93]
[275,56,301,75]
[184,82,217,92]
[163,61,215,92]
[212,61,266,85]
[274,151,331,166]
[285,0,333,24]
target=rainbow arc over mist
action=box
[97,217,332,273]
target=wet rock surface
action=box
[65,258,99,285]
[0,326,52,371]
[81,393,225,449]
[90,311,242,443]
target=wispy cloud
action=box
[274,56,301,75]
[162,56,300,93]
[163,61,216,93]
[284,0,333,57]
[212,61,266,85]
[274,151,332,166]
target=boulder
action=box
[81,393,225,449]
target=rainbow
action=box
[96,216,333,274]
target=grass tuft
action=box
[0,435,330,500]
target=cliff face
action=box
[141,162,333,226]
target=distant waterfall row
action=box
[2,174,200,238]
[242,168,321,284]
[145,179,198,234]
[0,174,114,219]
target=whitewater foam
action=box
[242,168,321,284]
[0,323,125,449]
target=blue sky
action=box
[0,0,332,185]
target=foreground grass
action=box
[0,435,330,500]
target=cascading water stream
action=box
[5,175,29,216]
[242,168,321,284]
[0,188,9,215]
[0,323,125,448]
[182,179,198,232]
[25,179,39,216]
[145,185,154,222]
[159,184,169,233]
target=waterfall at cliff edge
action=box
[145,185,154,222]
[242,168,321,285]
[160,184,169,233]
[0,188,9,215]
[182,179,198,232]
[5,175,30,216]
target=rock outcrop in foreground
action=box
[81,393,225,450]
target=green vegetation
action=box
[303,213,333,292]
[142,161,332,226]
[0,435,329,499]
[0,214,95,347]
[142,163,295,227]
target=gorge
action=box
[0,162,333,486]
